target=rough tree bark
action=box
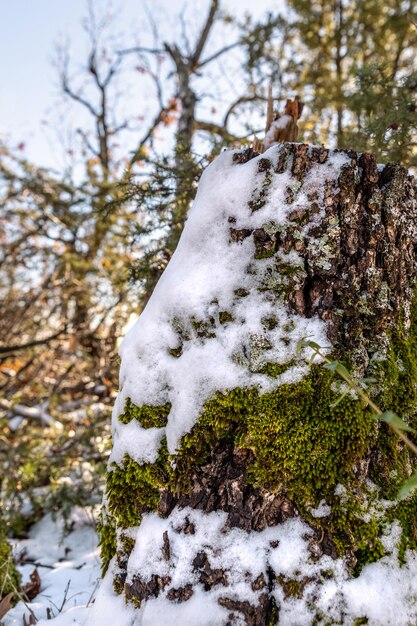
[98,142,417,626]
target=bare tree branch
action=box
[61,70,99,119]
[117,46,164,56]
[223,94,266,127]
[190,0,219,70]
[194,119,248,142]
[408,12,417,30]
[0,327,67,355]
[198,40,242,69]
[128,108,167,167]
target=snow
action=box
[309,499,332,518]
[111,144,342,462]
[8,508,417,626]
[115,508,417,626]
[4,509,100,626]
[109,420,165,466]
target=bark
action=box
[234,143,417,370]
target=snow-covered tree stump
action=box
[95,143,417,625]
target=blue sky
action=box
[0,0,281,168]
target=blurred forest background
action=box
[1,0,416,540]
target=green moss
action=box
[118,397,171,428]
[0,514,21,601]
[119,533,135,556]
[327,493,384,574]
[387,492,417,563]
[258,359,296,378]
[219,311,234,325]
[100,440,170,572]
[168,346,183,358]
[332,286,417,566]
[97,508,117,576]
[379,289,417,418]
[192,317,216,339]
[244,368,374,500]
[103,435,170,538]
[106,451,169,530]
[113,573,126,595]
[277,575,303,599]
[234,288,249,298]
[368,288,417,502]
[261,315,278,331]
[113,533,136,593]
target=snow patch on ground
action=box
[4,509,100,626]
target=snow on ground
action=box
[4,509,100,626]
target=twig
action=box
[0,327,67,355]
[58,579,71,613]
[86,578,100,607]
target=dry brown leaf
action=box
[22,570,41,602]
[0,592,14,620]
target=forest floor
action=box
[3,508,99,626]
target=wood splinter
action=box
[252,91,304,153]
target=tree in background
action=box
[347,58,417,166]
[118,1,285,299]
[242,0,417,162]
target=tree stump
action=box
[95,143,417,625]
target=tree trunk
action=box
[96,143,417,626]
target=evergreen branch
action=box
[194,120,243,143]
